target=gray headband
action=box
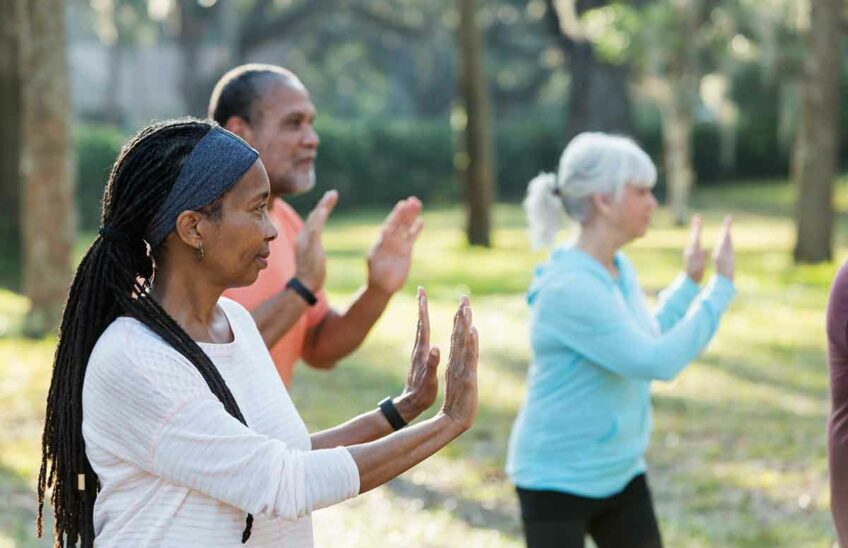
[144,125,259,247]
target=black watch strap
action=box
[286,277,317,306]
[378,397,408,431]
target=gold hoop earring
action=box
[195,242,205,262]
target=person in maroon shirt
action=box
[828,263,848,545]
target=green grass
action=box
[1,179,844,547]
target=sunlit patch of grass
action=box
[0,290,29,338]
[0,335,54,547]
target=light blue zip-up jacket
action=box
[506,246,735,497]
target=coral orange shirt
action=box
[225,198,329,386]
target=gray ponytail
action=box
[524,172,566,250]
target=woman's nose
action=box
[264,216,278,241]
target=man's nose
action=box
[302,125,319,148]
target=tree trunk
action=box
[20,0,76,336]
[661,96,694,225]
[0,0,21,285]
[659,2,700,226]
[457,0,495,247]
[179,1,209,117]
[793,0,841,263]
[545,0,633,139]
[565,41,632,140]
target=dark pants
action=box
[516,474,663,548]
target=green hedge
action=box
[74,111,796,228]
[288,119,457,213]
[76,125,125,230]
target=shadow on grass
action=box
[650,393,832,547]
[697,347,828,401]
[653,390,826,426]
[385,475,522,537]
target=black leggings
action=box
[516,474,663,548]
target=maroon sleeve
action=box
[828,262,848,545]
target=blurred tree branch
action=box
[238,0,339,55]
[349,3,427,37]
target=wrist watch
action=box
[286,277,317,306]
[378,397,408,431]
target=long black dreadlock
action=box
[37,118,255,547]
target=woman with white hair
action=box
[506,133,735,547]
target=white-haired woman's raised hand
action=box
[683,214,706,283]
[440,296,479,432]
[713,215,734,281]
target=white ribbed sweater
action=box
[81,297,360,547]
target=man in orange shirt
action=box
[208,64,423,387]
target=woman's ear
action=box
[591,193,615,217]
[174,210,205,249]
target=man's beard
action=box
[276,168,316,197]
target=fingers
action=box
[384,197,423,230]
[382,199,404,229]
[400,197,423,225]
[414,287,430,353]
[409,219,424,241]
[452,296,470,335]
[720,215,733,241]
[305,190,338,233]
[466,327,479,373]
[688,214,702,248]
[448,296,471,368]
[713,214,733,253]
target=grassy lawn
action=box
[1,179,845,547]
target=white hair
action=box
[523,132,657,249]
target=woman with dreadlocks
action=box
[37,118,479,548]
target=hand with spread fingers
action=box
[440,295,479,432]
[294,190,338,292]
[367,197,424,296]
[683,214,706,283]
[713,215,734,281]
[394,287,441,422]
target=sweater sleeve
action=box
[827,263,848,546]
[654,273,702,333]
[533,274,735,381]
[155,398,359,519]
[83,327,359,522]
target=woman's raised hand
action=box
[713,215,734,281]
[683,214,706,283]
[395,288,441,422]
[440,296,479,432]
[345,294,480,494]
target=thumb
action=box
[722,214,733,236]
[427,347,441,371]
[718,215,733,249]
[306,190,339,232]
